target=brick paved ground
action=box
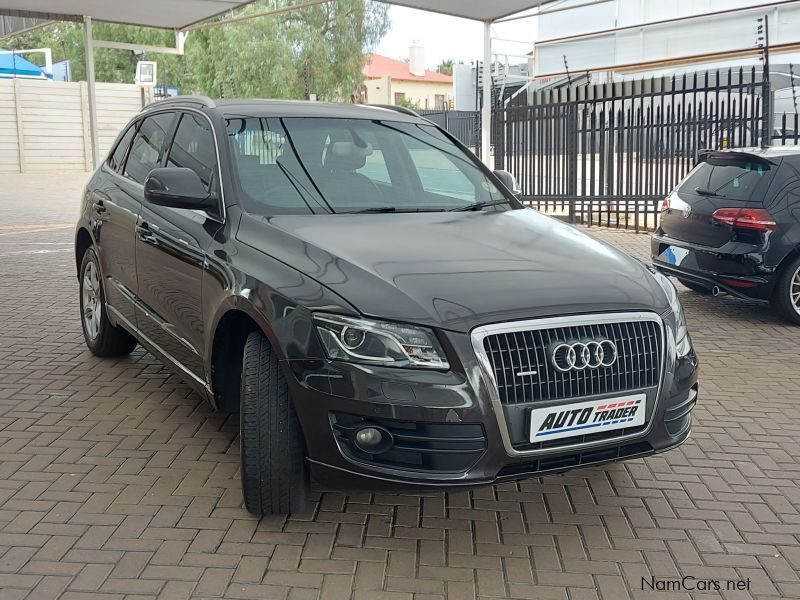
[1,172,799,600]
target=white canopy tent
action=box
[0,0,552,166]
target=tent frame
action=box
[1,0,550,168]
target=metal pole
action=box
[481,20,492,166]
[83,15,99,169]
[764,14,772,147]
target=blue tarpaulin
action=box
[0,50,51,79]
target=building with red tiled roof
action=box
[360,46,454,110]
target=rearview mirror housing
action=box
[493,169,522,199]
[144,167,215,211]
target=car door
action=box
[91,121,141,328]
[135,110,224,381]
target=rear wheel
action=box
[240,330,307,515]
[79,247,137,356]
[772,256,800,325]
[678,278,712,295]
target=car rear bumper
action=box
[287,336,699,492]
[651,232,777,302]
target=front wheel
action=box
[771,256,800,325]
[240,330,307,515]
[79,247,137,356]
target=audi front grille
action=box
[476,314,664,405]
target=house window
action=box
[435,94,446,109]
[394,92,406,104]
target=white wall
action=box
[0,79,153,173]
[535,0,800,76]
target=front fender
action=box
[202,251,360,383]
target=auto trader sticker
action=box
[529,394,647,442]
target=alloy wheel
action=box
[82,261,102,340]
[792,266,800,316]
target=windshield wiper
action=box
[694,187,724,198]
[346,206,399,214]
[449,199,511,212]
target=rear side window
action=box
[166,113,217,192]
[108,123,137,172]
[679,154,775,202]
[124,112,175,184]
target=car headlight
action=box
[652,271,691,357]
[313,313,449,369]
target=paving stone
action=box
[1,174,799,599]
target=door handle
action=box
[93,201,107,214]
[135,222,157,244]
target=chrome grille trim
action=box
[470,312,667,457]
[483,320,662,404]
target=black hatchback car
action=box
[652,147,800,323]
[76,96,698,515]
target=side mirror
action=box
[144,167,215,210]
[493,169,522,199]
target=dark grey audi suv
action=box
[75,96,699,515]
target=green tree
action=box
[437,58,454,76]
[394,96,420,110]
[6,0,389,101]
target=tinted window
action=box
[679,154,775,202]
[405,134,477,202]
[166,113,217,192]
[108,123,137,172]
[124,112,175,184]
[226,116,505,215]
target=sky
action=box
[374,6,538,69]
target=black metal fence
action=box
[495,67,773,231]
[431,66,800,231]
[419,109,480,150]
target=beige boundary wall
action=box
[0,79,155,174]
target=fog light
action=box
[353,426,393,454]
[355,427,382,447]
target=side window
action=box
[166,113,217,191]
[108,123,137,172]
[123,112,175,184]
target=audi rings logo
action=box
[551,340,618,372]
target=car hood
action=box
[237,209,670,333]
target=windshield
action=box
[225,116,508,214]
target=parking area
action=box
[1,172,799,600]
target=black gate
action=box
[493,67,775,231]
[419,109,480,150]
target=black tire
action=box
[771,255,800,325]
[678,278,712,295]
[240,330,307,515]
[79,247,137,357]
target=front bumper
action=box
[285,323,699,492]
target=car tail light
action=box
[711,208,779,231]
[661,196,671,212]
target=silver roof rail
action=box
[147,95,216,110]
[372,104,420,118]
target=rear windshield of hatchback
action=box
[678,154,776,202]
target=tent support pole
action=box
[481,20,492,167]
[83,15,99,169]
